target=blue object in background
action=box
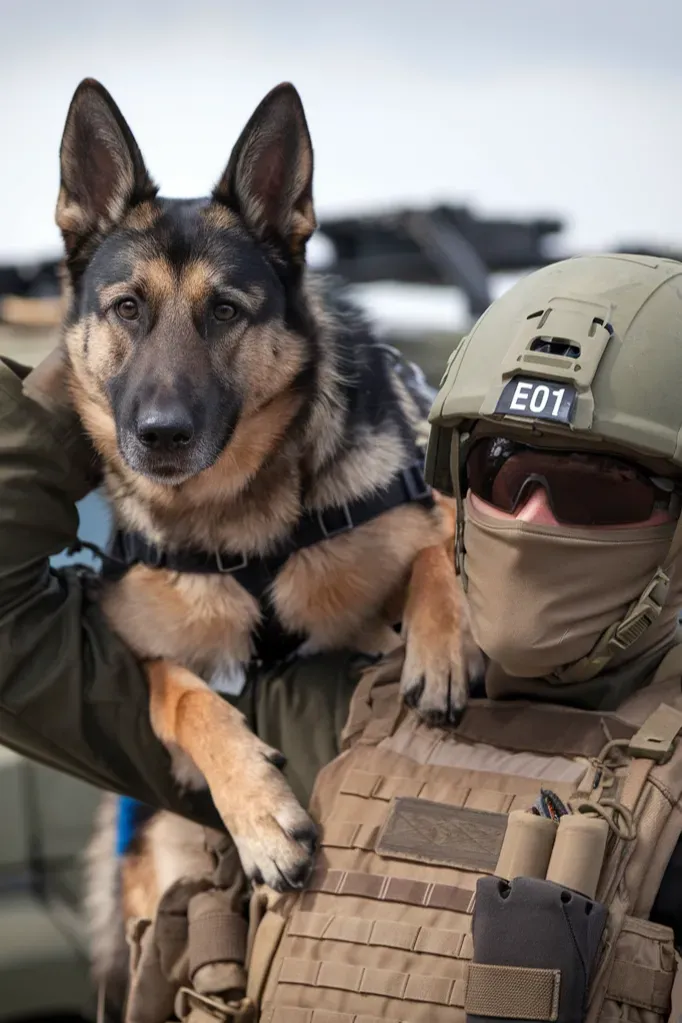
[115,796,154,856]
[115,796,141,856]
[49,490,111,571]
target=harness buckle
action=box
[402,462,432,503]
[147,545,165,569]
[215,551,249,574]
[317,503,354,539]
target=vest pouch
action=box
[599,916,675,1022]
[465,875,607,1023]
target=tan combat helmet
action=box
[425,253,682,681]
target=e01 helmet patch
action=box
[495,377,577,425]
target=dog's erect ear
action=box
[56,79,157,258]
[213,83,316,259]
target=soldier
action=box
[2,252,682,1021]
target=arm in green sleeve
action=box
[0,353,221,828]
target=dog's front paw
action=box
[400,625,485,728]
[211,734,317,892]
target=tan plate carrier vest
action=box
[125,646,682,1023]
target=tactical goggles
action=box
[465,437,680,526]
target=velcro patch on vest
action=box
[376,796,507,873]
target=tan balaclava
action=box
[463,489,682,706]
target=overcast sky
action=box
[2,1,681,325]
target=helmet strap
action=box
[452,430,468,590]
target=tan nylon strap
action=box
[619,756,656,818]
[320,820,379,851]
[261,1010,387,1023]
[451,701,636,757]
[244,911,287,1007]
[187,910,247,979]
[669,952,682,1023]
[277,955,467,1006]
[339,770,425,801]
[124,912,186,1023]
[628,703,682,762]
[464,963,561,1021]
[307,867,474,914]
[358,690,404,745]
[287,909,468,958]
[339,665,378,748]
[608,960,674,1013]
[340,652,403,750]
[594,704,682,906]
[96,981,107,1023]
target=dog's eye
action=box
[116,298,140,321]
[213,302,237,322]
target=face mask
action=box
[462,492,677,679]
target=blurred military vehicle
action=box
[1,201,676,1022]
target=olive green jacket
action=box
[0,355,362,823]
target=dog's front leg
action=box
[146,660,317,890]
[400,495,485,726]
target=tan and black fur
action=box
[54,79,482,1003]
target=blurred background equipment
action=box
[3,203,681,387]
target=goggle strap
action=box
[453,431,468,589]
[663,507,682,573]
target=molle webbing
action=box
[307,867,475,914]
[254,649,682,1023]
[286,909,471,959]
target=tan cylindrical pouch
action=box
[495,810,558,881]
[545,813,609,899]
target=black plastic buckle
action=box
[402,463,432,503]
[121,534,164,570]
[215,550,249,574]
[146,545,165,569]
[317,503,354,539]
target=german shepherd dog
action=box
[55,79,481,1003]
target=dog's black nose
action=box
[136,404,194,452]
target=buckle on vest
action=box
[628,703,682,763]
[317,503,353,538]
[215,551,249,574]
[175,988,255,1022]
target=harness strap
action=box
[101,460,434,592]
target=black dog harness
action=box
[102,459,433,586]
[77,459,434,665]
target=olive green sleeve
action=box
[0,357,221,828]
